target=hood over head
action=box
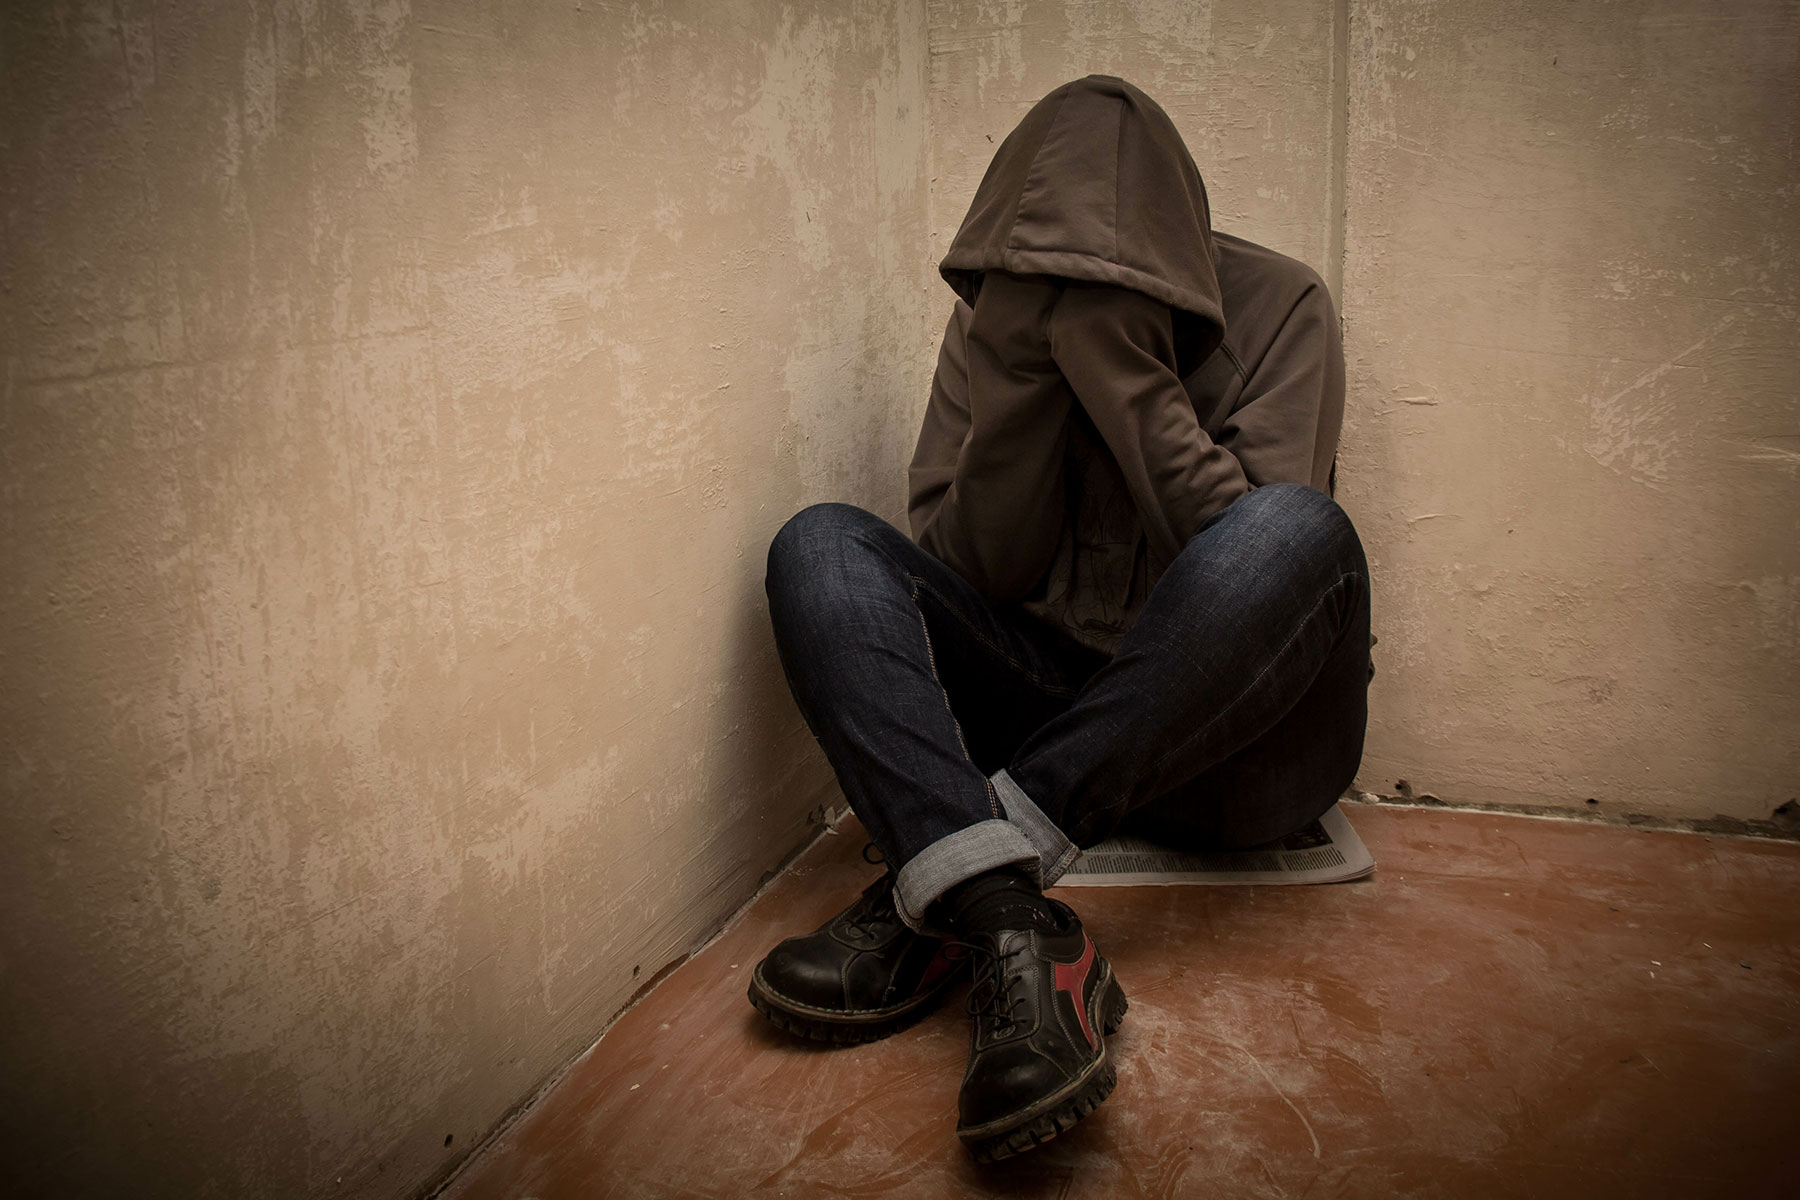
[940,75,1224,375]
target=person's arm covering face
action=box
[909,274,1073,601]
[1048,283,1248,570]
[1050,272,1344,570]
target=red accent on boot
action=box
[1052,935,1097,1048]
[919,941,960,988]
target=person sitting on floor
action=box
[746,74,1372,1161]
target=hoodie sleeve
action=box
[1217,277,1344,492]
[908,273,1074,600]
[1048,283,1250,567]
[906,303,972,538]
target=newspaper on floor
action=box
[1054,802,1375,887]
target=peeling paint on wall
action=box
[1,1,930,1197]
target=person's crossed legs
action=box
[748,483,1370,1159]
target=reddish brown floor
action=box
[441,806,1800,1199]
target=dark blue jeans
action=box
[765,484,1371,928]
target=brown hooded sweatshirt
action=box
[909,75,1344,654]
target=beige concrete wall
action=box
[926,0,1346,287]
[5,0,1796,1194]
[0,1,929,1196]
[1340,0,1800,820]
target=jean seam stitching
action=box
[907,574,1082,699]
[909,577,1003,820]
[1135,569,1363,811]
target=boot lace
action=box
[842,844,897,939]
[954,937,1026,1039]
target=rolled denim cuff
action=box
[892,820,1040,933]
[990,768,1082,887]
[890,770,1083,933]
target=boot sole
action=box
[958,969,1129,1163]
[747,962,965,1045]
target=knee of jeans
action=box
[765,502,888,601]
[1237,483,1360,566]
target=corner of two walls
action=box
[1,1,930,1197]
[927,0,1800,825]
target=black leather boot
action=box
[748,872,967,1044]
[954,896,1127,1161]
